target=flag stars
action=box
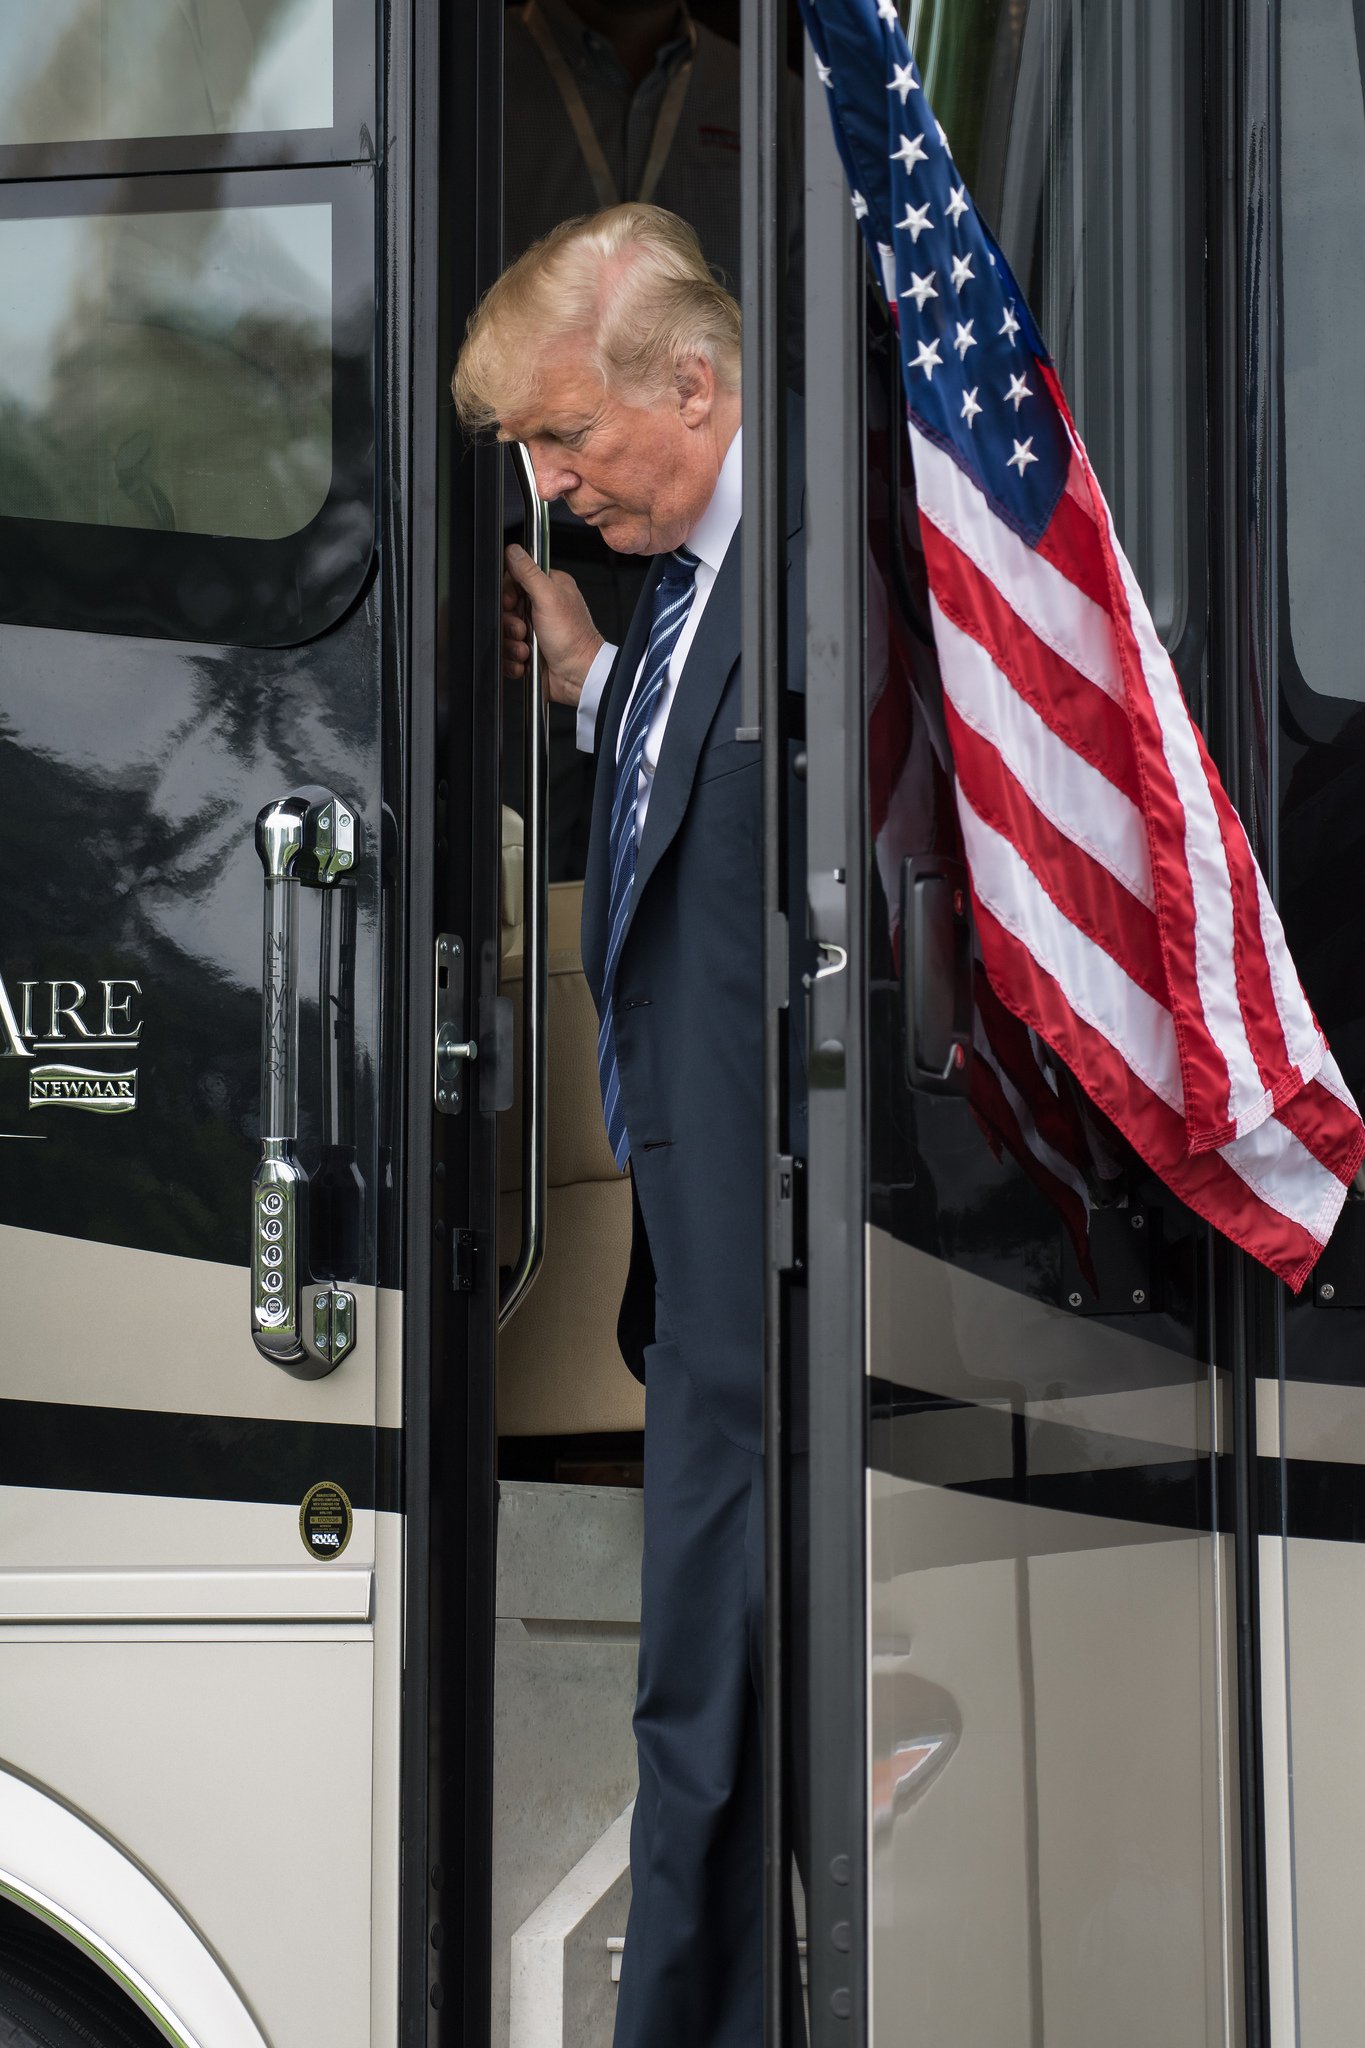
[961,387,982,429]
[946,183,969,226]
[901,268,937,311]
[887,60,917,103]
[876,0,899,23]
[953,319,976,359]
[1000,303,1021,344]
[890,130,928,172]
[950,251,974,292]
[910,337,943,381]
[1007,437,1038,475]
[896,201,933,243]
[1005,371,1032,411]
[851,190,869,219]
[815,54,832,86]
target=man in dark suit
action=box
[454,202,804,2048]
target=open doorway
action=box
[484,5,803,2040]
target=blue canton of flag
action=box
[799,0,1070,547]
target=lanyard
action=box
[520,1,698,211]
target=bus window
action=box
[0,0,334,146]
[0,169,375,645]
[0,204,332,541]
[1281,0,1365,703]
[910,0,1204,677]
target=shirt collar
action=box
[685,426,742,574]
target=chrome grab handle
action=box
[500,445,550,1326]
[252,788,360,1375]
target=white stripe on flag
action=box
[931,597,1155,910]
[909,423,1123,704]
[1218,1111,1347,1244]
[1100,495,1273,1139]
[1253,866,1324,1088]
[1316,1050,1356,1114]
[957,791,1181,1112]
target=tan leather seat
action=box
[498,816,642,1437]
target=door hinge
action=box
[773,1154,807,1275]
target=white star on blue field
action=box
[803,0,1071,544]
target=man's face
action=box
[499,343,717,555]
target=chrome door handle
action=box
[500,444,550,1326]
[252,788,360,1375]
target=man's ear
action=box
[675,352,716,427]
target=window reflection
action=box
[0,0,333,146]
[909,0,1198,656]
[1281,0,1365,702]
[0,203,333,542]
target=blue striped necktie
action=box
[597,545,700,1169]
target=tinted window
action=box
[1281,0,1365,701]
[910,0,1202,662]
[0,201,332,542]
[0,168,374,646]
[0,0,333,146]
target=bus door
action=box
[796,4,1249,2042]
[0,8,407,2042]
[1253,0,1365,2033]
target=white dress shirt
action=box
[575,427,742,840]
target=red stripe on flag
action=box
[972,898,1343,1290]
[1034,467,1113,616]
[1041,375,1244,1152]
[922,519,1142,805]
[942,702,1168,1006]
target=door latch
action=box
[434,935,477,1114]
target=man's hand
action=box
[503,545,605,709]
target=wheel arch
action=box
[0,1767,269,2048]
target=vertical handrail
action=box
[499,443,550,1326]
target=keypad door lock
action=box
[251,789,360,1377]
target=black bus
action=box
[0,1,1361,2045]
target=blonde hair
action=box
[452,203,741,432]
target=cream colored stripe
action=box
[0,1567,373,1624]
[0,1224,401,1428]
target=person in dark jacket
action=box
[454,203,805,2048]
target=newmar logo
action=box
[29,1066,138,1113]
[0,973,143,1115]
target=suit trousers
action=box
[613,1299,808,2048]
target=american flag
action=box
[801,0,1365,1289]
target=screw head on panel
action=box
[1132,1288,1146,1306]
[1321,1283,1336,1302]
[1067,1291,1083,1309]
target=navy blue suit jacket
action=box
[581,406,807,1453]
